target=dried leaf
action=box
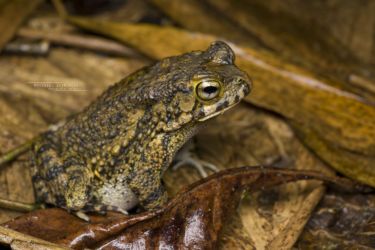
[64,16,375,188]
[191,105,330,249]
[297,192,375,249]
[151,0,264,48]
[242,0,375,66]
[0,0,43,51]
[218,212,256,250]
[151,0,375,101]
[0,225,68,250]
[3,166,354,249]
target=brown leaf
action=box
[64,16,375,187]
[297,192,375,249]
[0,0,44,51]
[151,0,375,101]
[165,104,331,249]
[151,0,264,48]
[0,225,68,250]
[3,166,354,249]
[239,0,375,66]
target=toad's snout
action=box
[232,76,252,96]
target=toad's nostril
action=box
[243,84,250,95]
[233,77,245,84]
[235,77,251,95]
[238,79,251,96]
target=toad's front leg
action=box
[128,169,168,210]
[64,166,94,211]
[64,170,134,221]
[172,139,219,178]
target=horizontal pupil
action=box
[203,86,218,94]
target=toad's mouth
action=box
[197,83,250,122]
[198,101,239,122]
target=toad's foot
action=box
[75,211,91,222]
[172,157,219,178]
[172,141,219,178]
[74,204,129,222]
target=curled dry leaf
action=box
[3,166,357,250]
[64,16,375,188]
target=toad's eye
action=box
[195,80,222,102]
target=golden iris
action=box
[194,79,223,102]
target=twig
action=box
[17,27,140,57]
[3,40,50,55]
[0,140,34,168]
[0,198,40,213]
[349,74,375,95]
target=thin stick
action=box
[51,0,67,18]
[0,226,69,250]
[3,40,50,55]
[0,140,34,168]
[0,198,40,212]
[17,28,140,57]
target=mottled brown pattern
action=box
[30,41,251,215]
